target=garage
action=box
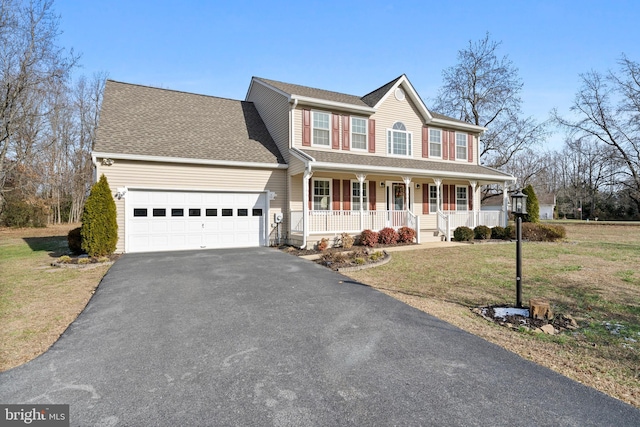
[125,190,268,253]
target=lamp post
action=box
[511,189,528,308]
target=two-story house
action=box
[93,75,515,253]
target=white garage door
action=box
[126,190,267,253]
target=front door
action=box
[387,183,407,227]
[392,183,406,211]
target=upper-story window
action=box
[429,129,442,158]
[456,132,468,160]
[351,117,367,150]
[312,111,331,146]
[387,122,412,156]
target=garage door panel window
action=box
[171,208,184,217]
[222,209,233,216]
[252,209,263,216]
[133,208,147,217]
[153,208,166,217]
[238,209,248,217]
[189,208,201,217]
[206,209,217,216]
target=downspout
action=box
[302,164,312,249]
[289,98,298,246]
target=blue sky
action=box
[55,0,640,148]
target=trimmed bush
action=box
[359,229,379,247]
[522,184,540,223]
[378,227,399,245]
[453,226,474,241]
[491,226,506,239]
[1,194,48,228]
[339,232,354,249]
[474,225,492,240]
[67,227,84,255]
[81,174,118,257]
[397,226,416,243]
[504,224,516,239]
[522,223,566,242]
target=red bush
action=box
[397,226,416,243]
[378,227,399,245]
[359,229,379,247]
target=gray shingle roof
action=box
[95,80,285,164]
[300,149,514,180]
[361,75,403,107]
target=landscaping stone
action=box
[540,324,556,335]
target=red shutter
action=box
[332,179,340,210]
[302,109,311,146]
[342,116,350,150]
[450,131,456,160]
[368,119,376,153]
[422,185,429,214]
[332,114,340,149]
[442,185,449,210]
[450,185,456,211]
[422,127,429,158]
[343,180,351,210]
[468,185,473,210]
[442,130,449,160]
[369,181,376,210]
[468,134,474,162]
[308,178,313,209]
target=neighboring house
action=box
[482,192,556,220]
[93,75,515,253]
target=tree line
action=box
[0,0,105,226]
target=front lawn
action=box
[345,222,640,408]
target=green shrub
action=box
[67,227,84,255]
[453,226,474,241]
[522,223,566,242]
[1,195,48,228]
[57,255,72,264]
[522,185,540,223]
[78,258,91,265]
[359,229,379,247]
[474,225,492,240]
[491,226,506,239]
[397,226,416,243]
[354,257,366,265]
[81,174,118,257]
[378,227,399,245]
[504,224,516,239]
[369,251,385,261]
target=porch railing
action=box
[438,210,505,240]
[290,210,417,234]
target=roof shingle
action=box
[95,81,285,165]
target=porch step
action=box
[419,230,445,243]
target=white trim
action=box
[290,147,315,162]
[428,184,439,213]
[428,128,442,159]
[455,132,468,161]
[386,123,413,157]
[455,185,469,211]
[350,116,368,151]
[312,178,332,211]
[372,75,433,122]
[293,95,376,114]
[91,152,288,169]
[350,179,369,211]
[428,117,486,132]
[311,110,331,148]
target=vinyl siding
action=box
[96,159,287,252]
[246,80,291,163]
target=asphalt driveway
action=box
[1,247,639,426]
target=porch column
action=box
[470,180,477,228]
[356,173,366,231]
[502,181,509,227]
[303,169,313,248]
[402,176,412,212]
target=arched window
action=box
[387,122,412,156]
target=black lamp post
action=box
[511,189,528,308]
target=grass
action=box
[0,224,111,371]
[346,222,640,408]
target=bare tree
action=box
[553,56,640,214]
[0,0,77,213]
[433,33,548,170]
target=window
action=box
[351,181,368,211]
[171,208,184,217]
[189,208,201,217]
[312,111,330,146]
[313,179,331,210]
[237,209,248,217]
[456,186,468,211]
[221,209,233,216]
[387,122,412,156]
[429,129,442,158]
[133,208,147,217]
[205,208,217,216]
[456,133,468,160]
[429,185,438,213]
[351,117,367,150]
[252,208,263,216]
[153,208,166,217]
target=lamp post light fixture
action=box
[511,189,528,308]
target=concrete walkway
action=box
[1,247,638,426]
